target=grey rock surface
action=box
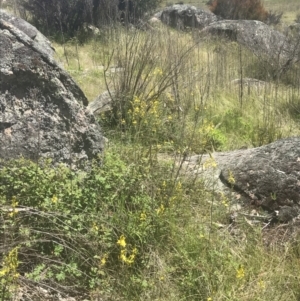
[185,137,300,221]
[0,9,54,57]
[0,17,104,168]
[159,4,220,30]
[87,91,113,115]
[201,20,299,70]
[289,23,300,35]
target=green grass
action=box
[50,24,300,301]
[2,5,300,300]
[54,26,300,150]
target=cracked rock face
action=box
[185,137,300,220]
[0,15,104,168]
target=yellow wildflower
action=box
[117,235,126,248]
[100,253,108,266]
[176,181,182,191]
[203,157,217,169]
[153,67,163,76]
[228,170,235,185]
[9,197,19,217]
[0,266,9,277]
[156,204,165,215]
[222,200,229,207]
[11,196,18,207]
[170,196,176,203]
[236,265,245,279]
[0,247,20,279]
[52,195,58,204]
[258,279,265,289]
[8,210,18,218]
[127,254,135,264]
[133,96,140,103]
[119,248,137,265]
[120,249,127,263]
[92,222,99,232]
[140,212,147,221]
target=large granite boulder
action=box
[0,16,104,168]
[201,20,299,71]
[185,137,300,221]
[159,4,220,30]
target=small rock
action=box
[87,90,114,115]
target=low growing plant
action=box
[0,150,189,299]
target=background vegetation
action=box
[11,0,163,37]
[164,0,300,24]
[208,0,269,21]
[1,0,300,300]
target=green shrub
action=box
[99,28,195,150]
[0,151,186,299]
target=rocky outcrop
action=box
[0,9,54,57]
[185,137,300,221]
[159,4,220,30]
[0,15,104,168]
[201,20,298,70]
